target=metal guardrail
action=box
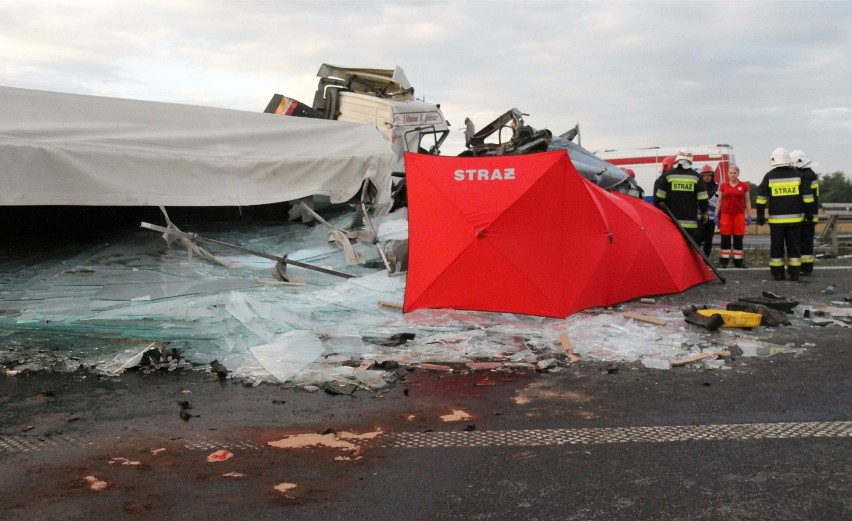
[819,203,852,255]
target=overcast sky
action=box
[2,0,850,186]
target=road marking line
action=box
[2,421,849,455]
[380,421,852,449]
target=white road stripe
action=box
[3,421,849,454]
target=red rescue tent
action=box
[403,151,714,318]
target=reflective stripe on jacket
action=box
[755,166,814,226]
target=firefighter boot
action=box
[787,265,800,282]
[734,259,745,268]
[719,258,729,268]
[771,266,785,281]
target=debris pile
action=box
[1,210,848,385]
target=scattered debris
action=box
[734,338,790,357]
[727,301,789,326]
[641,358,672,370]
[440,409,473,422]
[2,205,842,384]
[353,368,388,390]
[416,363,453,372]
[206,449,233,463]
[670,353,712,366]
[624,312,667,326]
[210,360,229,378]
[223,472,246,478]
[810,306,852,318]
[83,476,108,491]
[466,362,503,371]
[670,352,727,367]
[324,382,357,396]
[740,294,799,313]
[107,342,159,375]
[536,358,558,371]
[274,482,298,494]
[364,332,416,347]
[558,332,581,363]
[696,309,762,328]
[378,300,404,311]
[558,332,574,353]
[682,307,724,331]
[109,457,141,466]
[151,448,166,455]
[267,429,382,459]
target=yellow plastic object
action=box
[696,309,762,328]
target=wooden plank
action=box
[378,300,404,311]
[624,312,667,326]
[670,351,731,367]
[555,333,582,363]
[558,332,574,353]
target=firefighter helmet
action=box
[661,156,676,172]
[675,150,693,168]
[624,168,635,178]
[790,149,816,169]
[770,147,792,167]
[700,164,714,174]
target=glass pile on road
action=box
[0,209,800,387]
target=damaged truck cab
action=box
[267,64,449,177]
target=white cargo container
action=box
[595,144,735,199]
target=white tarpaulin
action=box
[0,86,394,206]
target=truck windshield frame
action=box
[404,125,449,155]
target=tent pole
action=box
[658,204,726,284]
[140,222,354,280]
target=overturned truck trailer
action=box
[0,85,394,210]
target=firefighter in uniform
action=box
[790,150,820,275]
[653,151,709,242]
[698,165,719,257]
[661,156,676,177]
[755,147,815,281]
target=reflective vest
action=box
[798,167,820,223]
[755,166,814,225]
[653,167,709,229]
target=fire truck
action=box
[594,144,735,200]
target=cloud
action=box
[1,0,850,184]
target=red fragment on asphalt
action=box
[206,449,233,462]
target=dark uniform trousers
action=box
[800,218,816,274]
[756,165,813,281]
[699,220,715,257]
[770,225,801,280]
[798,168,819,275]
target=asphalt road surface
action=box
[1,268,850,521]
